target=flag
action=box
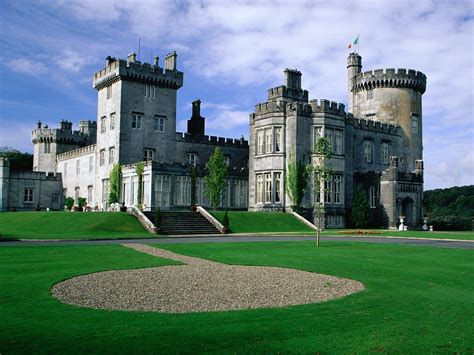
[348,35,359,49]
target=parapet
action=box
[268,85,308,103]
[309,99,345,115]
[354,68,426,94]
[57,144,96,161]
[175,132,249,148]
[348,115,401,136]
[255,100,287,116]
[93,52,184,91]
[31,120,93,145]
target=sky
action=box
[0,0,472,190]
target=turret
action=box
[347,52,362,113]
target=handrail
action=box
[128,206,157,234]
[292,211,319,231]
[196,206,226,234]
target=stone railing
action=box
[128,206,157,234]
[196,206,226,234]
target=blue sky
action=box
[0,0,472,190]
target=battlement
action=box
[175,132,249,148]
[348,115,401,135]
[32,120,92,145]
[354,68,426,93]
[57,144,96,161]
[286,102,313,116]
[255,100,287,116]
[92,51,183,91]
[309,99,346,115]
[268,85,309,103]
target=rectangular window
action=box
[325,128,334,150]
[412,116,419,134]
[145,84,156,99]
[52,194,59,203]
[110,113,115,130]
[44,142,51,154]
[257,130,264,155]
[64,163,67,177]
[76,160,80,174]
[74,187,80,204]
[334,175,342,204]
[99,149,105,166]
[131,114,142,129]
[109,147,115,164]
[102,179,110,205]
[106,85,112,99]
[100,116,106,133]
[89,156,93,172]
[265,128,272,153]
[154,116,165,132]
[24,188,33,202]
[274,172,282,203]
[256,174,263,204]
[87,186,93,204]
[187,153,197,166]
[370,187,377,208]
[335,130,343,155]
[144,149,154,162]
[274,127,282,152]
[324,180,332,203]
[314,126,322,148]
[224,156,230,167]
[381,142,389,164]
[155,175,170,207]
[364,140,372,163]
[264,173,272,203]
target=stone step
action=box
[143,210,220,235]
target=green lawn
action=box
[211,211,314,233]
[0,241,472,352]
[0,211,151,239]
[330,229,474,240]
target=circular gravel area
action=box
[51,244,364,313]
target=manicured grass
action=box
[330,229,474,240]
[211,211,314,233]
[0,211,152,239]
[0,241,473,352]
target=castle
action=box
[0,51,427,229]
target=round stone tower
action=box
[347,53,427,173]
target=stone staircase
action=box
[143,211,221,235]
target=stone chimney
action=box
[284,68,302,90]
[165,51,177,70]
[153,56,159,66]
[127,52,137,64]
[187,99,205,136]
[37,120,42,129]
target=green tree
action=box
[135,162,145,210]
[285,152,308,211]
[350,187,370,228]
[306,138,333,246]
[0,147,33,171]
[204,147,227,210]
[109,163,122,204]
[64,197,74,211]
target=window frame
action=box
[131,113,142,129]
[24,188,33,203]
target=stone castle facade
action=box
[1,51,426,229]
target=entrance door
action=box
[402,197,414,226]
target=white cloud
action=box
[55,49,92,73]
[6,58,48,76]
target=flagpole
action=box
[357,34,360,54]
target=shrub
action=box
[65,197,74,211]
[350,188,370,228]
[222,209,230,233]
[108,191,118,205]
[430,216,472,231]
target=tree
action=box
[285,152,308,211]
[350,187,370,228]
[109,163,122,204]
[204,147,227,210]
[135,162,145,210]
[64,197,74,211]
[306,138,333,246]
[0,147,33,171]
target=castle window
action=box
[325,128,334,151]
[131,114,142,129]
[110,114,115,130]
[257,130,264,155]
[44,141,51,154]
[64,163,67,177]
[74,187,80,204]
[106,85,112,100]
[145,84,156,99]
[367,89,373,100]
[274,127,282,152]
[364,140,372,163]
[265,129,273,153]
[76,160,80,174]
[23,188,33,203]
[381,142,389,164]
[87,186,93,204]
[256,174,263,204]
[99,149,105,166]
[154,116,165,132]
[314,126,323,148]
[224,156,230,167]
[412,116,419,134]
[109,147,115,164]
[186,153,197,166]
[370,186,377,208]
[324,179,332,203]
[335,129,343,155]
[264,173,272,203]
[52,194,59,203]
[101,179,110,206]
[100,116,106,133]
[89,157,93,172]
[143,149,154,162]
[274,172,282,203]
[334,174,343,204]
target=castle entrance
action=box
[401,197,415,226]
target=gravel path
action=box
[52,244,364,313]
